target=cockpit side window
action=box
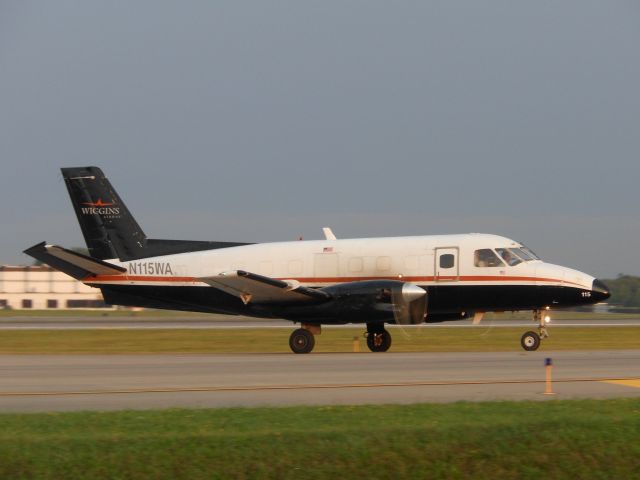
[474,249,504,267]
[496,248,523,266]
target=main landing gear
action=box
[366,323,392,352]
[288,323,394,354]
[520,309,550,351]
[289,324,320,354]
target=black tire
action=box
[289,328,315,354]
[521,331,541,351]
[366,330,392,352]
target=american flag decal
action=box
[323,247,333,253]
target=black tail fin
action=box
[62,166,146,260]
[61,166,252,261]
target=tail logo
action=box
[81,199,115,208]
[80,198,121,218]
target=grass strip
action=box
[0,327,639,354]
[0,399,638,479]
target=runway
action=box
[1,350,639,412]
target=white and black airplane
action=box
[25,167,610,353]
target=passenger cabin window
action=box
[288,260,303,275]
[474,249,504,267]
[496,248,522,266]
[440,254,455,269]
[348,257,364,272]
[376,256,391,271]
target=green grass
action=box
[0,400,638,479]
[1,326,639,353]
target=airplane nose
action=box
[591,279,610,302]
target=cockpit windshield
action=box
[518,244,541,260]
[511,248,533,261]
[496,248,522,266]
[474,245,541,268]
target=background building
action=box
[0,266,110,310]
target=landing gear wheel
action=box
[521,331,541,351]
[289,328,315,354]
[366,330,392,352]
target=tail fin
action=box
[62,166,146,260]
[61,166,252,262]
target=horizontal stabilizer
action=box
[23,242,127,280]
[200,270,330,305]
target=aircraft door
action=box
[435,247,459,282]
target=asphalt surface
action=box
[2,315,640,329]
[1,350,639,412]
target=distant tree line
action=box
[602,275,640,307]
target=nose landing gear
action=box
[520,309,550,351]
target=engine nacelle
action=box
[319,280,427,324]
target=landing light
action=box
[544,315,551,324]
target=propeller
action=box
[391,283,427,325]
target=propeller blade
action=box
[391,283,427,325]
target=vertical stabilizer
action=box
[61,166,146,260]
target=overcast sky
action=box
[1,1,638,278]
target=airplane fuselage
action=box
[87,233,608,322]
[25,167,611,353]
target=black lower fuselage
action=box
[98,281,608,323]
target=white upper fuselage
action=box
[90,233,595,292]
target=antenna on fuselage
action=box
[322,227,337,240]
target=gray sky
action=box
[1,1,638,278]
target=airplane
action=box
[24,167,610,353]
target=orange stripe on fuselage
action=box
[85,275,196,283]
[84,274,588,289]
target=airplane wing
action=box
[200,270,330,305]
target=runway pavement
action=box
[1,350,639,412]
